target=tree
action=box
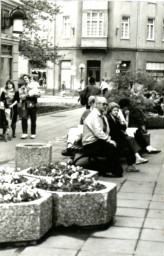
[19,0,61,68]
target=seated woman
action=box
[118,98,161,154]
[62,96,96,156]
[107,102,150,172]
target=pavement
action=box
[0,96,164,256]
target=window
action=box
[63,16,70,38]
[86,12,103,37]
[147,18,155,40]
[121,17,130,39]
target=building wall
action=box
[51,0,164,93]
[1,0,23,89]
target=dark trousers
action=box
[134,129,148,150]
[116,137,136,166]
[83,139,123,176]
[22,107,37,135]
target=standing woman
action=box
[0,79,19,138]
[19,74,40,139]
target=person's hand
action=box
[124,109,130,116]
[109,140,117,147]
[9,105,13,109]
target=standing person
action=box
[82,96,123,177]
[19,74,41,139]
[61,81,66,97]
[0,80,19,138]
[79,77,101,109]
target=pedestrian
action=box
[82,96,123,177]
[19,74,41,139]
[61,81,66,97]
[0,79,19,138]
[79,77,101,109]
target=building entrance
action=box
[87,60,101,86]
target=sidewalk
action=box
[0,107,164,256]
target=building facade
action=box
[50,0,164,94]
[0,0,23,90]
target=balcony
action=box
[81,37,108,53]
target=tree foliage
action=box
[19,0,61,68]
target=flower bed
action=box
[34,177,117,227]
[145,113,164,129]
[20,162,98,180]
[0,184,52,243]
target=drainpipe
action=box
[135,1,140,72]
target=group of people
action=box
[62,77,161,178]
[0,75,41,139]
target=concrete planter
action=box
[20,168,98,180]
[16,143,52,170]
[39,181,117,227]
[0,191,52,243]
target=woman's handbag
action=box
[26,100,35,109]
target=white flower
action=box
[71,173,78,179]
[4,194,12,201]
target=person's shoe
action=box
[126,165,140,172]
[61,148,74,156]
[30,135,36,139]
[136,158,148,165]
[103,172,123,178]
[147,149,161,154]
[21,134,28,139]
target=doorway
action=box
[87,60,101,86]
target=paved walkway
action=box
[0,107,164,256]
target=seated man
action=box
[62,96,96,156]
[82,96,123,177]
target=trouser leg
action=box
[84,139,123,176]
[22,118,28,134]
[134,128,148,150]
[29,107,37,135]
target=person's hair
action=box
[151,91,157,96]
[89,77,96,85]
[5,79,15,90]
[23,74,31,80]
[88,96,96,106]
[119,98,130,109]
[108,102,120,112]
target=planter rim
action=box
[20,168,97,179]
[37,180,116,195]
[16,143,52,148]
[0,189,51,206]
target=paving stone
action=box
[125,180,155,188]
[116,207,146,218]
[140,228,164,242]
[92,226,140,240]
[149,201,164,210]
[152,194,164,202]
[81,237,136,254]
[144,218,164,230]
[147,209,164,219]
[0,249,18,256]
[114,216,144,228]
[118,192,151,201]
[19,247,77,256]
[117,199,149,209]
[38,234,87,250]
[78,252,133,256]
[135,240,164,256]
[120,186,153,194]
